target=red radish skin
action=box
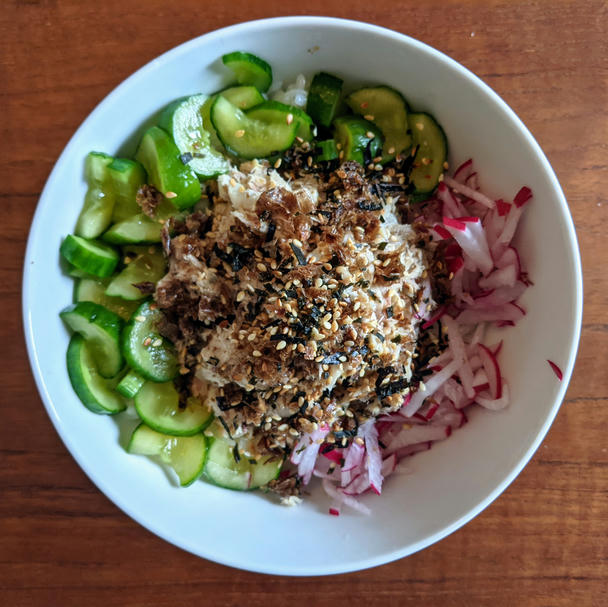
[547,360,563,380]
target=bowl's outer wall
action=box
[23,17,582,575]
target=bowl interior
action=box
[23,17,582,575]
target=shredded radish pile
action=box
[291,160,534,515]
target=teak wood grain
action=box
[1,1,606,605]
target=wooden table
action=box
[1,1,606,605]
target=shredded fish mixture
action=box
[155,153,439,465]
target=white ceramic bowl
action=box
[23,17,582,575]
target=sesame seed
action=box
[307,156,313,167]
[419,382,426,392]
[164,191,177,198]
[230,178,237,187]
[143,337,152,347]
[276,340,287,351]
[151,338,162,347]
[286,113,294,125]
[247,333,256,342]
[278,423,289,431]
[339,150,344,159]
[443,161,449,169]
[364,114,375,121]
[354,436,364,446]
[339,355,347,362]
[415,122,424,131]
[336,142,342,150]
[236,291,246,302]
[322,321,332,330]
[135,315,145,322]
[388,146,396,155]
[365,131,375,139]
[257,263,267,272]
[274,158,282,168]
[289,428,299,436]
[252,350,262,357]
[235,129,245,138]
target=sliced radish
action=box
[477,343,502,399]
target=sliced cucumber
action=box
[408,112,448,194]
[108,158,147,223]
[315,139,339,162]
[159,94,231,179]
[127,423,208,486]
[333,116,384,166]
[60,301,124,378]
[204,438,282,490]
[345,86,411,161]
[75,152,115,239]
[116,369,146,398]
[247,100,314,141]
[135,126,201,210]
[105,246,166,301]
[220,85,264,110]
[222,51,273,93]
[210,95,297,159]
[75,277,140,321]
[60,234,119,278]
[102,213,162,245]
[66,334,127,414]
[134,381,214,436]
[306,72,343,128]
[122,300,178,382]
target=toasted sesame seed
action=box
[443,161,449,169]
[235,129,245,138]
[363,114,375,121]
[388,146,396,155]
[143,337,152,347]
[365,131,375,139]
[289,428,299,436]
[339,150,344,160]
[236,291,246,302]
[415,122,424,131]
[247,333,256,342]
[307,156,313,167]
[256,262,267,272]
[276,340,287,351]
[421,157,431,165]
[252,350,262,357]
[164,191,177,198]
[230,178,237,187]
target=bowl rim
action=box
[22,15,583,576]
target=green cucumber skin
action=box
[60,234,119,278]
[74,277,140,321]
[222,51,273,93]
[102,213,162,245]
[60,301,124,378]
[134,381,214,436]
[408,112,448,194]
[345,86,412,161]
[210,95,297,159]
[333,116,384,166]
[135,126,201,210]
[315,139,339,162]
[105,246,166,301]
[306,72,344,128]
[127,423,208,486]
[158,95,230,180]
[66,335,127,415]
[116,369,146,398]
[75,152,115,239]
[108,158,147,223]
[122,300,178,382]
[203,437,282,491]
[246,100,314,142]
